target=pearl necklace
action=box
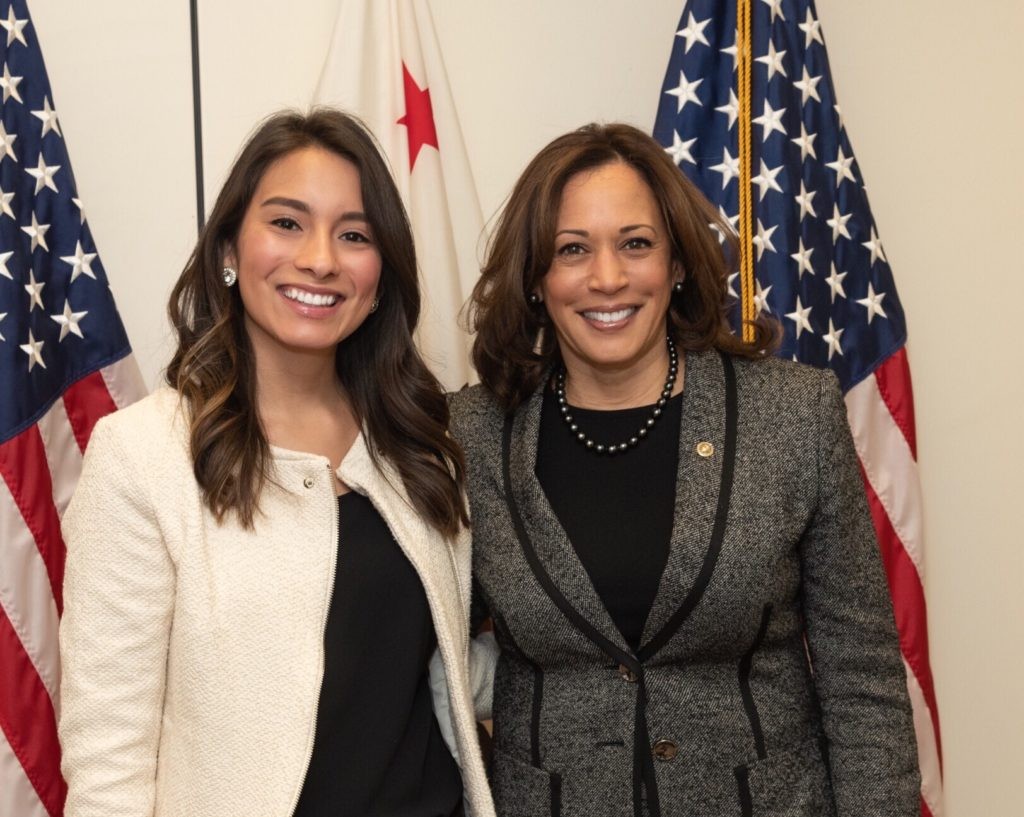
[555,336,679,456]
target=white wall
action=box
[30,1,1024,814]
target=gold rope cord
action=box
[736,0,755,341]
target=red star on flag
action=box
[397,62,439,170]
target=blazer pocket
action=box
[734,737,836,817]
[491,747,562,817]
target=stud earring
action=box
[527,292,541,305]
[222,267,238,287]
[672,281,684,293]
[369,298,380,313]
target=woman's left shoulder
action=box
[730,354,839,406]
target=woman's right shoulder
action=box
[65,388,195,543]
[450,384,501,421]
[87,386,189,463]
[448,384,505,446]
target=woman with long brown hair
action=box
[452,123,918,816]
[59,109,495,817]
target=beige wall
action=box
[31,1,1024,813]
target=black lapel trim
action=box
[637,352,738,662]
[501,413,638,673]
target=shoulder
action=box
[65,389,192,541]
[91,386,184,440]
[731,353,835,391]
[448,384,505,445]
[449,383,503,421]
[729,354,839,410]
[86,387,189,471]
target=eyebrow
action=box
[554,224,656,238]
[620,224,656,233]
[259,196,368,222]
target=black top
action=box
[535,386,682,651]
[293,492,463,817]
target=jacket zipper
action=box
[285,462,340,816]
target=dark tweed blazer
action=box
[450,350,919,817]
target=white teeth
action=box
[582,307,636,323]
[282,287,339,307]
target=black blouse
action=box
[292,491,463,817]
[535,387,683,651]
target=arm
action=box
[800,371,919,815]
[468,577,498,720]
[59,419,175,817]
[468,630,498,721]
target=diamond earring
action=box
[222,267,238,287]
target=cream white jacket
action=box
[59,388,496,817]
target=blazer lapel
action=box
[505,383,633,657]
[640,349,732,652]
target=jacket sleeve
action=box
[799,370,920,815]
[59,418,175,817]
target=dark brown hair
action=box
[166,108,467,536]
[467,122,777,410]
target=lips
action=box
[280,286,340,307]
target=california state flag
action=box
[315,0,484,390]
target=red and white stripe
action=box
[845,346,943,817]
[0,356,145,817]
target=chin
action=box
[575,350,642,371]
[270,327,346,355]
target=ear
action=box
[672,260,685,287]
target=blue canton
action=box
[653,0,906,392]
[0,0,131,442]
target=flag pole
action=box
[736,0,755,341]
[189,0,205,231]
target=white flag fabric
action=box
[315,0,484,390]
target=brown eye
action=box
[340,230,371,243]
[271,217,300,231]
[556,242,586,256]
[623,237,652,250]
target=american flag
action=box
[0,2,145,815]
[653,1,942,814]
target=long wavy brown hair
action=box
[467,122,778,410]
[167,108,467,536]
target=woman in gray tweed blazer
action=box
[451,123,919,817]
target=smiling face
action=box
[540,160,679,383]
[225,146,382,365]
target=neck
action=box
[561,339,683,409]
[249,332,346,423]
[256,356,343,414]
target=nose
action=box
[294,227,337,279]
[587,245,628,294]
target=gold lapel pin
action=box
[696,441,714,458]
